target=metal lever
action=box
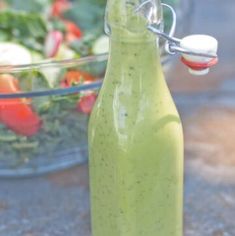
[135,0,218,75]
[135,1,218,59]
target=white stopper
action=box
[180,34,218,75]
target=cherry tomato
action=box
[51,0,71,18]
[60,71,97,114]
[0,74,41,136]
[77,93,97,114]
[64,21,83,43]
[1,103,42,137]
[61,70,96,88]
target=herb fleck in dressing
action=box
[89,0,184,235]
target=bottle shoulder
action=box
[89,95,183,154]
[89,83,182,135]
[95,72,179,114]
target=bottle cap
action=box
[180,35,218,75]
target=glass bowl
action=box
[0,55,107,177]
[0,0,192,177]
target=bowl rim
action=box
[0,53,108,73]
[0,80,103,99]
[0,54,107,99]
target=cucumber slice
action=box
[40,67,62,88]
[0,43,32,65]
[92,35,109,55]
[56,44,77,60]
[31,51,44,63]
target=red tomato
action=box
[64,21,83,42]
[0,74,25,118]
[0,74,41,136]
[60,71,97,114]
[65,33,79,44]
[0,74,20,92]
[51,0,71,18]
[61,70,96,88]
[1,103,42,137]
[77,93,97,114]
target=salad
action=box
[0,66,104,169]
[0,0,108,170]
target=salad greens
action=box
[4,0,52,13]
[0,11,47,52]
[0,0,107,57]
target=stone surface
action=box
[0,0,235,235]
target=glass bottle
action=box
[88,0,184,235]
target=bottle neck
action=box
[105,0,163,42]
[106,36,163,90]
[105,0,164,86]
[108,36,161,68]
